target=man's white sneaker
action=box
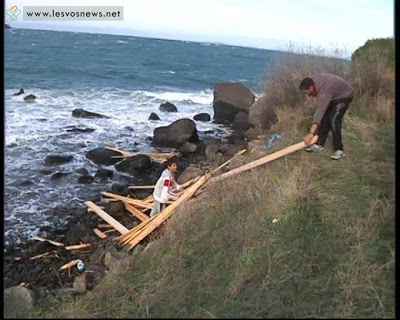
[305,144,324,152]
[331,150,345,160]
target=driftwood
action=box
[30,252,51,261]
[85,201,129,235]
[211,136,319,183]
[97,223,113,229]
[65,243,91,251]
[59,260,79,271]
[105,146,176,162]
[33,236,64,247]
[93,228,108,239]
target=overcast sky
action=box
[5,0,394,55]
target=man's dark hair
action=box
[299,77,315,90]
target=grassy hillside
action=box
[29,41,395,318]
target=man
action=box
[299,73,354,160]
[150,157,183,217]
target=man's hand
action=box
[304,133,314,146]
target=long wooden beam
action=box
[211,136,319,183]
[124,203,150,222]
[85,201,129,234]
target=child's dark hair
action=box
[164,156,179,168]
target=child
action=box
[150,157,183,217]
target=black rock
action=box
[24,94,36,102]
[72,108,109,119]
[51,171,69,180]
[65,126,95,134]
[115,154,152,174]
[85,148,123,166]
[13,88,25,96]
[193,113,211,121]
[153,119,198,147]
[124,126,135,132]
[44,155,73,166]
[95,169,113,179]
[18,180,34,187]
[110,183,130,196]
[159,102,178,112]
[78,175,94,184]
[149,112,161,120]
[65,223,92,244]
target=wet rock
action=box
[115,154,152,174]
[13,88,25,96]
[32,241,51,254]
[159,102,177,112]
[85,147,122,166]
[153,119,198,147]
[193,113,211,122]
[39,169,53,175]
[177,165,203,184]
[178,142,197,155]
[4,286,38,318]
[228,130,246,143]
[65,126,96,134]
[245,127,263,141]
[213,82,255,123]
[78,175,94,184]
[76,167,89,175]
[72,108,109,119]
[24,94,37,102]
[95,169,113,179]
[125,126,135,131]
[51,171,69,180]
[149,112,161,120]
[44,155,73,166]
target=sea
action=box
[4,28,291,245]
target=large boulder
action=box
[178,142,197,155]
[72,108,109,119]
[115,154,152,174]
[159,102,177,112]
[4,286,38,318]
[24,94,36,102]
[177,165,203,184]
[248,95,278,130]
[233,111,250,131]
[213,82,255,123]
[85,148,122,166]
[153,119,198,148]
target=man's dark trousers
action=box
[317,98,352,151]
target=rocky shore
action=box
[4,82,277,315]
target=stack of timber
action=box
[86,137,317,251]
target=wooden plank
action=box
[33,236,64,247]
[85,201,129,235]
[88,205,104,212]
[211,136,319,183]
[119,175,209,250]
[124,203,150,222]
[59,260,79,271]
[101,192,153,209]
[93,228,108,239]
[65,243,91,251]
